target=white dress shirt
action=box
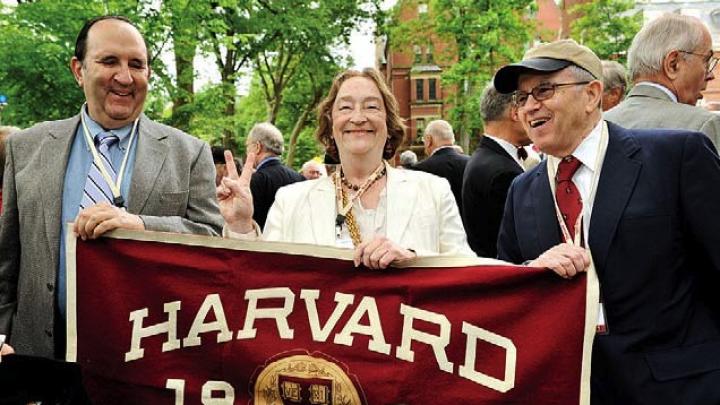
[547,119,606,244]
[484,134,525,170]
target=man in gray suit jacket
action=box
[0,16,223,359]
[605,13,720,150]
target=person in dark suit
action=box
[246,122,304,230]
[493,39,720,404]
[461,84,530,257]
[412,120,469,214]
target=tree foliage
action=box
[388,0,535,152]
[570,0,642,64]
[0,0,177,127]
[0,0,376,169]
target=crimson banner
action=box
[66,230,596,404]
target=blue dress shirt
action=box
[58,107,139,318]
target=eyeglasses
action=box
[513,81,591,107]
[679,50,719,73]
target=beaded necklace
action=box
[334,162,387,246]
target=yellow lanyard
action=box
[334,162,387,230]
[80,111,139,208]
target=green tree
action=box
[141,0,208,130]
[0,1,105,126]
[388,0,535,152]
[570,0,642,63]
[281,54,344,167]
[0,0,174,127]
[253,0,371,123]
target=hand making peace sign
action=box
[217,150,258,234]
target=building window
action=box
[416,78,425,101]
[426,44,434,64]
[416,118,426,140]
[428,78,437,100]
[414,45,422,64]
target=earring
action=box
[383,139,394,159]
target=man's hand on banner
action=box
[74,202,145,240]
[528,243,590,279]
[0,335,14,362]
[217,150,257,234]
[353,235,417,270]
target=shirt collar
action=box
[256,156,281,170]
[484,134,524,168]
[81,105,135,147]
[635,81,678,103]
[548,119,603,173]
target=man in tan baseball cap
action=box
[494,38,720,405]
[494,39,602,93]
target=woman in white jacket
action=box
[218,68,473,268]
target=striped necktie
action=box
[80,132,119,209]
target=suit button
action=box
[45,329,53,338]
[46,283,54,292]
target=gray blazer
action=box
[0,113,223,358]
[605,83,720,150]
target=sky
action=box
[350,0,397,69]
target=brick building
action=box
[377,2,452,148]
[378,0,720,146]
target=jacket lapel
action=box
[128,115,168,214]
[42,116,80,257]
[588,123,641,273]
[529,162,562,255]
[308,177,337,244]
[386,167,418,242]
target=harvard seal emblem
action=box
[251,352,366,405]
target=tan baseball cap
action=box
[494,39,602,93]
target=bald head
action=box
[423,120,455,155]
[301,160,326,180]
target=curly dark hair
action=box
[315,68,406,161]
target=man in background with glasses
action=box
[606,13,720,151]
[493,38,720,404]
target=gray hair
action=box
[566,64,597,83]
[564,65,603,111]
[424,120,455,142]
[602,60,627,92]
[627,13,705,81]
[399,150,418,167]
[248,122,284,155]
[480,83,513,122]
[301,160,326,175]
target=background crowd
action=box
[1,10,720,405]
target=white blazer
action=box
[263,166,474,257]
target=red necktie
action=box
[556,156,583,243]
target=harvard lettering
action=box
[125,288,517,393]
